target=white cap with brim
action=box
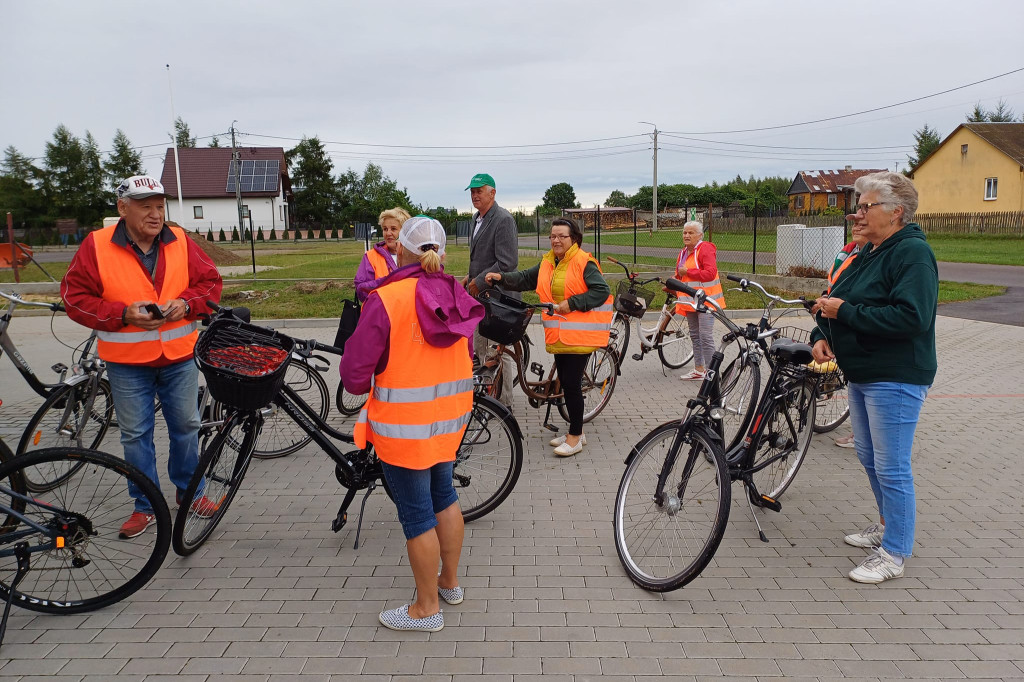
[117,175,165,200]
[399,216,446,257]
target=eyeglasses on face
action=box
[549,234,571,240]
[854,201,888,214]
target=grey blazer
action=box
[469,203,520,298]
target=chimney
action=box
[844,165,853,172]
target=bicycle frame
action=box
[630,303,678,352]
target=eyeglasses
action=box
[853,201,888,214]
[549,234,571,240]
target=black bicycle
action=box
[171,303,524,556]
[613,278,819,592]
[0,439,171,648]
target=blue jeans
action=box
[106,359,202,513]
[380,460,459,540]
[847,381,928,558]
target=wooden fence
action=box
[914,212,1024,235]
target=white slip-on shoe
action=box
[550,433,587,448]
[844,523,885,549]
[849,547,905,584]
[553,439,584,457]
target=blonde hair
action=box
[378,207,412,227]
[419,249,442,273]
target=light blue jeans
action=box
[847,381,929,558]
[106,359,202,512]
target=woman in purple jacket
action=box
[353,207,411,302]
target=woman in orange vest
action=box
[340,216,484,632]
[825,224,868,448]
[674,220,726,381]
[353,207,411,302]
[485,218,612,457]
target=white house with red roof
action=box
[158,147,292,233]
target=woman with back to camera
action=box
[340,216,484,631]
[810,171,938,584]
[353,207,411,302]
[673,220,726,381]
[484,217,612,457]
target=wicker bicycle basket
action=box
[614,279,659,318]
[194,318,294,411]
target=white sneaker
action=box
[550,433,587,448]
[553,439,584,457]
[844,523,884,549]
[849,547,904,584]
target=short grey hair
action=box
[854,172,918,224]
[682,220,704,235]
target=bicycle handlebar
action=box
[204,300,251,324]
[0,290,65,313]
[725,275,814,309]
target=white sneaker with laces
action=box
[849,547,904,584]
[550,433,587,448]
[844,523,884,549]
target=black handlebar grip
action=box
[727,274,745,283]
[233,307,251,323]
[665,278,699,297]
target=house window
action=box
[193,206,204,219]
[794,195,805,209]
[827,194,837,207]
[985,178,998,200]
[242,205,250,218]
[961,144,968,156]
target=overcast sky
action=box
[3,1,1023,213]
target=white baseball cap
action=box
[399,216,446,257]
[117,175,165,200]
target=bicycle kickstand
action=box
[0,542,30,651]
[351,482,378,550]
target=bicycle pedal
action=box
[331,512,348,533]
[631,354,643,361]
[543,423,559,433]
[51,363,68,374]
[759,495,782,512]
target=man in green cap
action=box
[463,173,519,375]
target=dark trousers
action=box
[554,352,592,436]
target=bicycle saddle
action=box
[769,338,814,365]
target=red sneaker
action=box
[176,492,220,519]
[119,512,156,539]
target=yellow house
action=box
[911,123,1024,213]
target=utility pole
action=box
[640,122,658,232]
[230,122,244,241]
[166,65,185,224]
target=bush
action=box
[330,226,338,239]
[785,265,828,278]
[294,229,302,240]
[231,226,240,242]
[207,228,214,241]
[218,228,226,242]
[306,228,314,240]
[257,227,264,241]
[269,228,277,241]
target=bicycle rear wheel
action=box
[750,378,816,500]
[456,395,523,522]
[718,353,760,452]
[813,368,849,433]
[172,409,261,556]
[609,312,630,361]
[556,346,617,424]
[17,379,114,493]
[614,422,730,592]
[0,447,170,614]
[657,314,695,370]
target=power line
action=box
[662,66,1024,135]
[660,134,911,151]
[239,131,649,150]
[658,142,908,161]
[324,148,648,165]
[316,142,650,161]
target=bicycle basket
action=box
[613,279,657,318]
[477,291,533,345]
[774,326,811,344]
[195,318,294,410]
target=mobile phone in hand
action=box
[144,303,165,319]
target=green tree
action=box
[542,182,580,210]
[41,125,94,223]
[604,189,629,207]
[286,136,341,227]
[81,131,110,221]
[988,99,1017,122]
[1,146,39,183]
[208,135,222,148]
[343,162,415,222]
[104,129,144,191]
[907,124,942,170]
[966,103,989,122]
[269,228,277,241]
[174,116,196,148]
[0,146,45,228]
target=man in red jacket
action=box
[61,175,222,538]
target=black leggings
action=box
[554,352,592,437]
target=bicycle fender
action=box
[62,373,94,388]
[623,418,684,466]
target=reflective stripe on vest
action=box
[675,242,727,314]
[365,248,392,279]
[536,249,613,348]
[827,252,858,294]
[353,277,474,469]
[93,224,199,364]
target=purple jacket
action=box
[353,241,397,303]
[339,264,485,395]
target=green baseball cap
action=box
[465,173,495,190]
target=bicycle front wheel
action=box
[0,447,170,614]
[335,371,369,418]
[657,314,695,370]
[750,378,816,500]
[172,409,261,556]
[614,422,730,592]
[246,360,329,459]
[718,353,760,452]
[17,379,115,493]
[813,368,850,433]
[556,346,618,424]
[609,312,630,361]
[456,395,523,522]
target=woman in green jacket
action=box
[811,171,937,585]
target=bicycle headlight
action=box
[710,406,726,420]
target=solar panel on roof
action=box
[225,159,279,193]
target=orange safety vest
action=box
[536,248,613,348]
[365,248,393,279]
[827,252,858,295]
[93,224,199,364]
[354,277,474,469]
[675,242,726,313]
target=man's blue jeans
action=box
[106,358,201,513]
[847,381,929,558]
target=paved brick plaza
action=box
[1,313,1022,681]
